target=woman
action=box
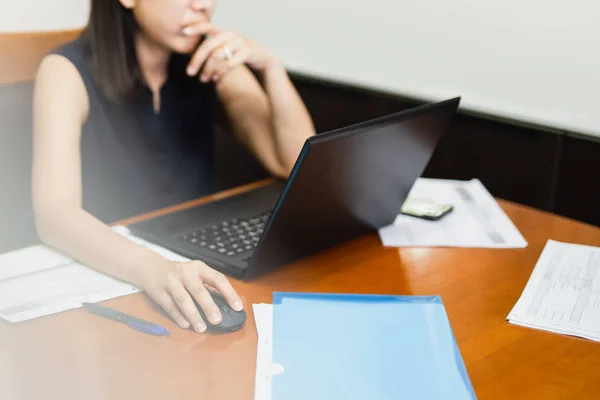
[32,0,315,333]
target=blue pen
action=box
[82,302,171,337]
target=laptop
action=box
[129,97,460,280]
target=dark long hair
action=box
[80,0,143,102]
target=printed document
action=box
[508,240,600,342]
[0,226,187,323]
[378,178,527,248]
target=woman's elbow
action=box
[282,163,295,179]
[34,208,57,245]
[32,202,70,246]
[269,160,293,180]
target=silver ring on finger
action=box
[223,45,234,61]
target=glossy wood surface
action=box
[1,180,599,400]
[0,30,81,85]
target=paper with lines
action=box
[378,178,527,248]
[0,226,186,323]
[508,240,600,342]
[0,245,139,323]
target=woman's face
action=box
[121,0,217,54]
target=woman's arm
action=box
[214,61,315,178]
[209,63,314,178]
[259,60,315,176]
[33,55,148,286]
[32,55,242,333]
[184,24,316,178]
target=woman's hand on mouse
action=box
[140,258,243,333]
[183,23,279,82]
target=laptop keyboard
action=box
[178,212,271,257]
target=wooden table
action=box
[2,181,600,400]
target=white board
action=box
[213,0,600,137]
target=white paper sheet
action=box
[112,226,190,262]
[378,178,527,248]
[508,240,600,342]
[253,303,274,400]
[0,226,188,323]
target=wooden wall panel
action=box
[0,30,81,85]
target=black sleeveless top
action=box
[52,40,217,223]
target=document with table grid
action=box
[508,240,600,342]
[0,226,186,323]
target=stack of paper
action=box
[253,303,275,400]
[508,240,600,342]
[378,178,527,248]
[0,226,187,323]
[253,293,476,400]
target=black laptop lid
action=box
[245,98,460,279]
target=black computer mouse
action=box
[193,292,246,333]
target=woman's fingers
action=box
[187,31,236,77]
[145,261,242,334]
[185,278,222,325]
[182,21,219,37]
[201,52,224,82]
[150,290,190,330]
[204,283,219,293]
[167,281,207,333]
[209,37,248,81]
[212,48,250,82]
[201,268,244,311]
[200,38,248,82]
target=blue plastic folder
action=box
[271,293,476,400]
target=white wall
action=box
[0,0,89,33]
[2,0,598,137]
[213,0,600,137]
